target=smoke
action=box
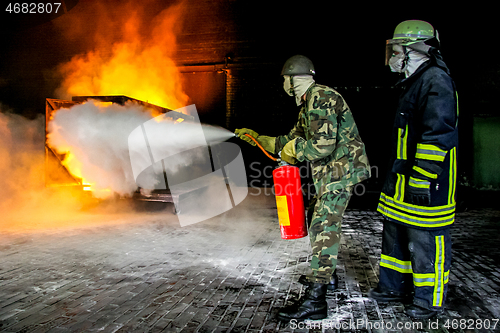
[0,105,91,233]
[47,101,154,197]
[0,105,45,205]
[0,100,238,234]
[202,124,237,143]
[47,100,236,199]
[0,0,255,233]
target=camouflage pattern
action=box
[306,187,352,284]
[276,83,370,284]
[276,84,371,197]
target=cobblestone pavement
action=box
[0,190,499,332]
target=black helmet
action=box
[281,55,315,76]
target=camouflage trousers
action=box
[305,186,352,284]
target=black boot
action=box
[368,286,412,303]
[298,271,338,291]
[277,283,328,322]
[405,304,440,319]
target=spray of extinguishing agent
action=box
[241,133,307,240]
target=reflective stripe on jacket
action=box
[378,53,459,229]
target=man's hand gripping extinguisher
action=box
[244,134,308,239]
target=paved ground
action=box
[0,188,499,332]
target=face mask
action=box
[283,75,294,97]
[404,50,429,77]
[389,44,407,73]
[283,75,315,106]
[388,44,430,77]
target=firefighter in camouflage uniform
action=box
[369,20,459,319]
[236,55,371,321]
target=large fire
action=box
[0,1,195,233]
[55,1,188,110]
[50,0,190,195]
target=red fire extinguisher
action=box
[273,164,307,239]
[243,134,308,240]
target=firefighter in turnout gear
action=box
[235,55,371,322]
[369,20,459,319]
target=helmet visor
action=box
[385,42,406,66]
[385,40,394,66]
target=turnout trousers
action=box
[306,186,352,284]
[379,219,451,310]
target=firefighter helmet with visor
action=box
[385,20,438,66]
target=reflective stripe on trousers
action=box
[378,219,452,309]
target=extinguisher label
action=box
[275,195,291,226]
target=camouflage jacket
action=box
[276,84,371,197]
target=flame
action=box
[59,144,101,194]
[50,0,191,197]
[55,1,189,110]
[61,151,83,180]
[60,151,107,194]
[47,100,154,199]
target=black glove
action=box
[405,180,431,206]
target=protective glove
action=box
[235,128,276,153]
[405,179,431,206]
[257,136,276,153]
[235,128,259,145]
[280,138,298,164]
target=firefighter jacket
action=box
[377,51,458,229]
[276,83,371,198]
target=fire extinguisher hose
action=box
[244,134,278,162]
